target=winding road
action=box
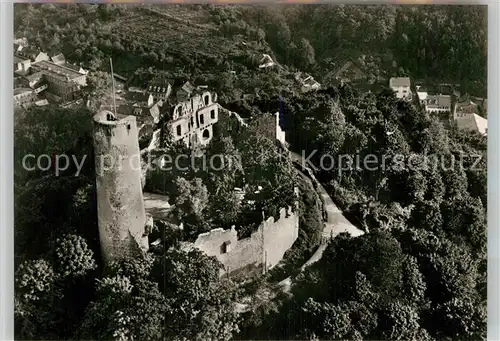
[277,152,364,290]
[236,153,364,311]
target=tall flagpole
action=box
[110,57,117,115]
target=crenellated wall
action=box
[191,205,299,276]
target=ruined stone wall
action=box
[93,111,149,264]
[170,92,218,148]
[262,206,299,268]
[192,206,299,275]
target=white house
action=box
[389,77,412,100]
[425,94,451,114]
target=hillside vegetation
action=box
[13,4,487,341]
[15,4,487,100]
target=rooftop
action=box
[427,94,451,108]
[63,63,82,72]
[180,81,195,94]
[390,77,411,88]
[148,84,169,93]
[25,71,44,82]
[14,87,33,96]
[32,60,84,81]
[14,54,29,64]
[417,91,428,101]
[51,53,66,64]
[456,113,487,135]
[125,91,152,103]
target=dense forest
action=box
[237,85,487,340]
[14,4,487,98]
[14,4,487,341]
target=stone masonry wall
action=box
[93,111,149,264]
[192,206,299,275]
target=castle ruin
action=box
[168,90,218,148]
[93,110,150,263]
[187,204,299,277]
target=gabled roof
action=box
[333,57,366,78]
[25,71,44,82]
[125,91,151,103]
[456,113,487,135]
[417,91,428,101]
[50,53,66,65]
[389,77,411,88]
[179,81,195,94]
[19,47,38,58]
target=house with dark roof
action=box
[455,99,479,116]
[21,71,45,88]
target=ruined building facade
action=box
[167,91,219,148]
[93,110,150,263]
[188,205,299,276]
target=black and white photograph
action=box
[11,3,488,340]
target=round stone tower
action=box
[93,110,149,264]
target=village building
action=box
[49,51,66,65]
[455,99,479,116]
[416,86,428,105]
[425,94,452,114]
[168,90,219,148]
[29,60,87,102]
[455,112,487,136]
[20,71,44,88]
[176,81,196,102]
[63,62,88,75]
[117,92,162,127]
[333,59,368,83]
[389,77,412,100]
[14,88,38,108]
[295,72,321,92]
[147,82,172,101]
[18,48,50,63]
[258,54,275,69]
[14,55,31,74]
